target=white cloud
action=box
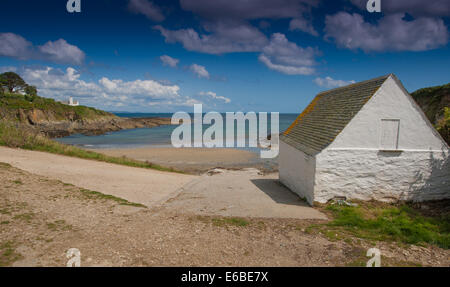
[128,0,165,22]
[153,22,268,54]
[17,66,183,110]
[199,91,231,103]
[0,33,32,60]
[189,64,210,79]
[324,12,449,52]
[38,39,85,65]
[289,18,318,36]
[98,77,180,99]
[314,77,356,88]
[7,65,229,111]
[160,55,179,67]
[258,33,317,75]
[0,33,85,65]
[154,26,319,76]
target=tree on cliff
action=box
[25,85,37,96]
[0,74,6,96]
[0,72,27,93]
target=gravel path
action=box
[0,146,197,207]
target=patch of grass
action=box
[13,212,34,222]
[0,162,11,169]
[46,219,72,231]
[79,188,146,208]
[12,179,22,185]
[0,241,23,267]
[1,221,10,225]
[0,208,11,215]
[0,121,182,173]
[312,202,450,249]
[212,217,250,227]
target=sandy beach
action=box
[94,147,278,174]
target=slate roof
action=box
[281,74,391,156]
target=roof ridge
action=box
[282,74,393,155]
[317,74,391,97]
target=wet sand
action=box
[94,147,278,174]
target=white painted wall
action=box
[315,149,449,203]
[314,75,450,203]
[329,75,447,151]
[279,140,316,205]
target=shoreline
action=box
[91,146,278,174]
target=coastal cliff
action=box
[411,83,449,145]
[25,113,171,138]
[0,91,171,138]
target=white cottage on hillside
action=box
[279,74,449,205]
[63,97,79,106]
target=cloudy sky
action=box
[0,0,449,112]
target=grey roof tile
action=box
[281,74,391,156]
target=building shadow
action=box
[408,148,450,201]
[250,178,309,206]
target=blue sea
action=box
[55,113,298,151]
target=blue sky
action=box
[1,0,449,113]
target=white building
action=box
[279,74,449,205]
[66,97,79,106]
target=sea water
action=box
[54,113,298,152]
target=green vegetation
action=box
[0,241,22,267]
[0,72,113,121]
[411,83,450,144]
[13,212,35,223]
[79,188,146,208]
[46,220,73,231]
[212,217,250,227]
[0,162,12,169]
[310,202,449,249]
[0,91,112,121]
[0,72,27,93]
[12,179,23,185]
[0,121,181,173]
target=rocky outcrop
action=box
[1,107,172,138]
[37,117,172,138]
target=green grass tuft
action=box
[313,203,450,249]
[212,217,250,227]
[0,241,23,267]
[79,188,146,208]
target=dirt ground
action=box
[1,163,448,267]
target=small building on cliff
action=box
[279,74,449,205]
[63,97,79,106]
